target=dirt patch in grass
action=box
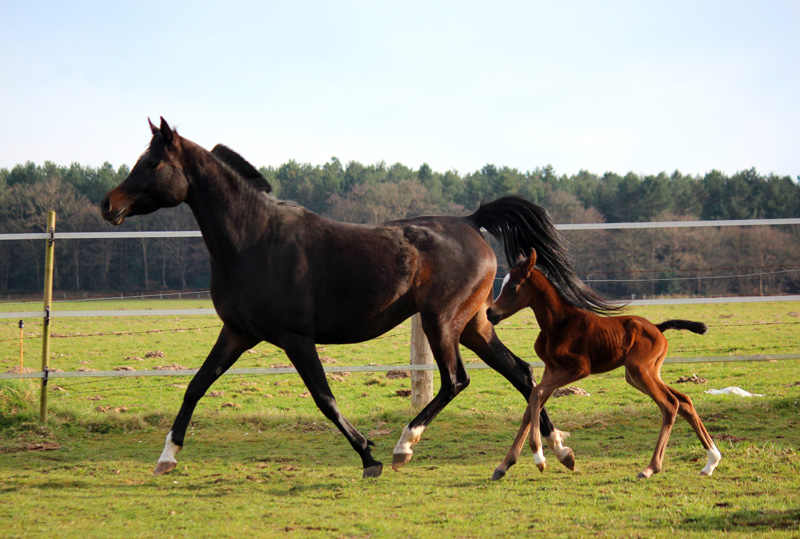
[553,386,590,397]
[676,374,706,384]
[0,441,61,454]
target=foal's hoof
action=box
[491,468,507,481]
[391,452,413,471]
[362,463,383,479]
[557,448,575,471]
[153,460,176,477]
[536,461,547,472]
[636,469,654,479]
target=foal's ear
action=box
[159,117,175,146]
[149,117,158,135]
[515,250,527,266]
[525,250,537,277]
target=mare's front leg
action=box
[155,326,256,476]
[282,334,383,478]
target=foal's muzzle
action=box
[486,308,501,325]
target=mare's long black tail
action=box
[469,196,622,315]
[656,320,708,334]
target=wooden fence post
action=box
[410,313,434,409]
[40,211,56,423]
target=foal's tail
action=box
[468,196,622,315]
[656,320,708,335]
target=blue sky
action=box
[1,1,798,178]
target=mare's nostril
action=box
[100,196,111,216]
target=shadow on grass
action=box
[681,508,800,532]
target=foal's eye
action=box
[509,283,519,293]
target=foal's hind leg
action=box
[460,313,574,470]
[669,387,721,475]
[624,356,679,479]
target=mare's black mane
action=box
[210,144,272,194]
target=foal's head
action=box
[486,249,539,325]
[101,118,191,225]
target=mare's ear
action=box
[149,118,158,135]
[159,117,175,146]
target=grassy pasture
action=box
[0,300,799,538]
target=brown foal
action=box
[486,250,721,480]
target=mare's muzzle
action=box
[101,189,130,225]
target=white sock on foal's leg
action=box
[545,429,575,470]
[699,444,722,476]
[533,447,547,472]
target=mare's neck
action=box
[180,140,270,260]
[527,270,578,331]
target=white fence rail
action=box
[1,217,799,390]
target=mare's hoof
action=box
[153,460,176,477]
[698,470,711,477]
[636,470,654,479]
[491,469,506,481]
[362,463,383,479]
[558,448,575,471]
[391,452,413,471]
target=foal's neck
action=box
[527,270,580,330]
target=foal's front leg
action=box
[528,367,586,473]
[491,405,532,480]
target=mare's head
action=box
[486,249,538,325]
[101,118,190,225]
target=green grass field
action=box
[1,300,798,538]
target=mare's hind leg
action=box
[669,387,721,475]
[392,312,471,470]
[282,334,383,478]
[155,326,256,476]
[624,355,679,479]
[460,313,574,470]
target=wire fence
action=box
[1,218,800,389]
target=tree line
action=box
[1,159,798,299]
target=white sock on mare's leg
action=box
[158,431,181,466]
[393,425,424,456]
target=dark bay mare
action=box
[101,118,617,478]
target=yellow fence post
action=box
[40,211,56,423]
[18,320,24,373]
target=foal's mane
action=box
[210,144,272,194]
